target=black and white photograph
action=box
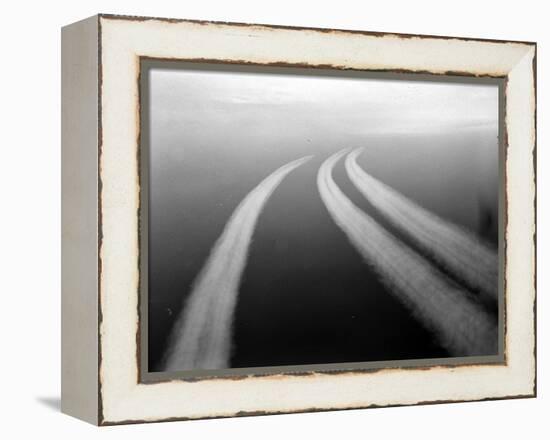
[2,0,544,432]
[142,62,502,374]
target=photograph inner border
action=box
[138,58,506,384]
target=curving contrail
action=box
[318,149,497,356]
[345,148,498,301]
[163,155,313,371]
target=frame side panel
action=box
[61,15,100,425]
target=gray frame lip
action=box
[142,355,506,385]
[138,58,506,385]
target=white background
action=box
[0,0,546,437]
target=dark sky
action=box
[145,64,499,371]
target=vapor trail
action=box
[318,149,496,356]
[164,156,313,371]
[345,148,498,301]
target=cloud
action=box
[149,66,498,140]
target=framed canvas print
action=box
[61,14,536,425]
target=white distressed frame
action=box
[76,14,536,425]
